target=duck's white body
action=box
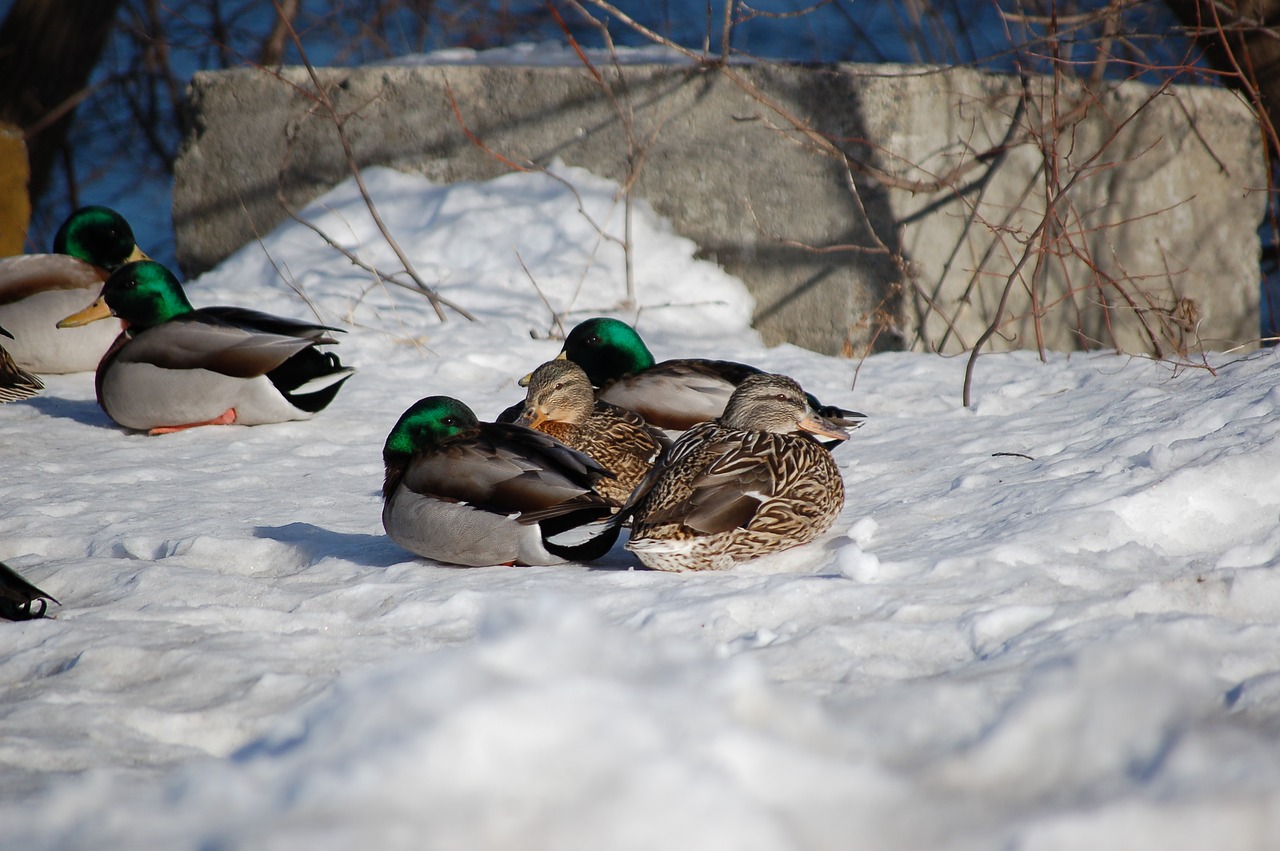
[95,315,351,432]
[382,486,567,567]
[99,359,320,431]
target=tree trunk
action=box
[0,0,123,204]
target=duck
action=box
[0,560,58,621]
[0,323,43,402]
[0,206,144,373]
[382,395,622,566]
[549,316,865,433]
[515,359,669,506]
[619,373,849,572]
[56,260,354,434]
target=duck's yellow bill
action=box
[57,297,112,328]
[126,246,150,264]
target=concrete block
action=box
[174,62,1265,357]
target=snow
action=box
[387,41,701,67]
[3,163,1280,849]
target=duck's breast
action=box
[0,281,119,373]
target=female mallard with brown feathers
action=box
[57,260,354,434]
[0,323,42,402]
[516,359,668,506]
[619,373,849,572]
[382,395,621,566]
[555,317,864,433]
[0,206,143,373]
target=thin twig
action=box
[274,1,473,322]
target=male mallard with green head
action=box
[382,395,621,566]
[553,317,865,433]
[516,359,668,506]
[58,260,353,434]
[0,206,144,373]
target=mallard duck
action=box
[382,395,621,566]
[0,560,58,621]
[552,317,865,433]
[515,359,669,506]
[0,206,144,373]
[57,260,354,434]
[0,323,43,402]
[620,373,849,572]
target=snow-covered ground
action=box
[3,165,1279,850]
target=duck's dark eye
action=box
[443,416,456,426]
[587,335,600,346]
[553,382,565,391]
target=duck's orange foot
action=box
[149,408,237,435]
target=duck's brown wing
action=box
[634,430,785,534]
[0,344,42,402]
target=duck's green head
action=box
[52,206,147,272]
[560,317,656,386]
[57,261,193,331]
[384,396,480,460]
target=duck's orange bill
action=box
[797,414,851,442]
[57,297,112,328]
[516,408,548,429]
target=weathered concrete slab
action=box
[174,62,1265,356]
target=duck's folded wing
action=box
[0,254,105,305]
[0,346,43,402]
[641,433,781,534]
[597,361,747,430]
[197,306,342,342]
[400,429,610,523]
[117,319,319,378]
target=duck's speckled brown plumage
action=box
[0,325,42,402]
[517,360,669,506]
[623,373,848,572]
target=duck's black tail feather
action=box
[268,348,355,413]
[541,506,623,562]
[542,509,627,561]
[0,562,58,621]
